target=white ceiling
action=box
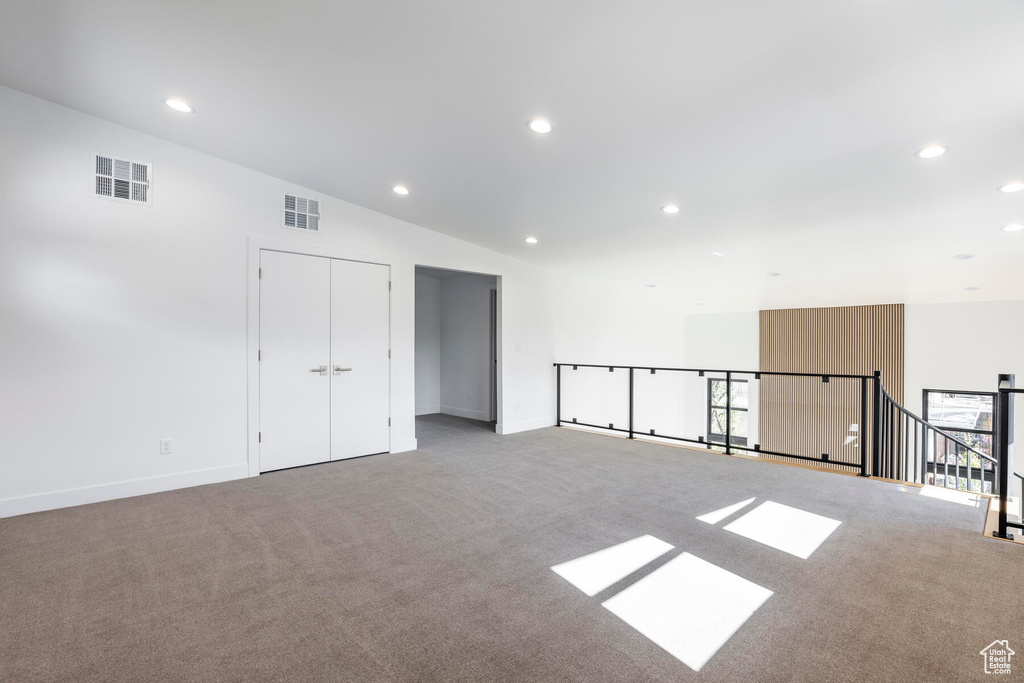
[2,0,1023,312]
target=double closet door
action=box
[259,250,390,472]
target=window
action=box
[922,390,995,492]
[707,378,748,447]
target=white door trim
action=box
[246,237,394,478]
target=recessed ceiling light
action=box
[392,185,409,195]
[964,286,981,291]
[524,236,538,244]
[528,118,552,134]
[915,145,946,159]
[1001,223,1024,232]
[711,251,725,257]
[999,181,1024,193]
[165,98,195,114]
[661,204,680,214]
[952,253,974,260]
[766,272,781,277]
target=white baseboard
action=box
[440,406,491,421]
[0,463,250,519]
[496,416,557,435]
[391,438,418,453]
[415,405,440,416]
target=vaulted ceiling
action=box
[1,0,1022,311]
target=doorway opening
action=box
[415,266,499,434]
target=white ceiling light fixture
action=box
[661,204,680,214]
[164,98,195,114]
[524,236,538,244]
[766,272,781,277]
[999,181,1024,193]
[915,145,946,159]
[644,284,656,288]
[1001,223,1024,232]
[952,253,974,260]
[392,185,410,195]
[528,118,552,134]
[711,251,725,257]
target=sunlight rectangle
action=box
[918,486,983,507]
[551,535,674,597]
[724,501,841,559]
[602,552,772,671]
[696,497,756,525]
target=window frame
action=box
[707,377,749,447]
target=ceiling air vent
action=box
[284,194,320,232]
[93,152,151,205]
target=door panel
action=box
[259,250,332,472]
[331,259,390,459]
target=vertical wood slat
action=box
[758,304,904,476]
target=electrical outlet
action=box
[467,392,472,402]
[160,438,173,454]
[515,344,523,353]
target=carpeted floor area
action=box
[1,414,1022,682]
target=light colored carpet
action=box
[1,414,1021,682]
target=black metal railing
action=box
[994,374,1021,540]
[554,363,1001,493]
[555,363,877,476]
[876,385,998,493]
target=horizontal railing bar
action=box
[553,363,874,380]
[559,420,632,435]
[556,420,862,470]
[999,388,1024,394]
[926,389,997,397]
[728,444,862,468]
[918,426,994,436]
[923,464,996,479]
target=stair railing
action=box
[876,384,998,493]
[994,374,1022,540]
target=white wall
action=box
[905,300,1024,415]
[551,275,688,437]
[440,274,496,421]
[414,274,441,415]
[683,312,760,371]
[905,301,1024,496]
[0,85,556,517]
[682,304,1024,428]
[552,276,688,368]
[681,312,761,442]
[556,298,1024,449]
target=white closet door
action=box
[259,250,332,472]
[331,259,390,459]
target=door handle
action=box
[310,365,328,375]
[334,366,352,374]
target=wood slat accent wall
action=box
[758,304,904,475]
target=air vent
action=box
[284,194,320,232]
[93,152,151,205]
